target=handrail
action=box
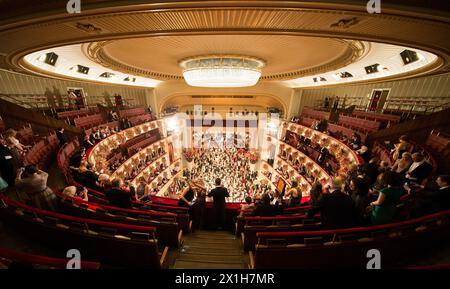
[0,247,100,269]
[0,93,38,109]
[257,209,450,238]
[277,138,332,182]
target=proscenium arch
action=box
[159,92,288,117]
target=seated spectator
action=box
[135,177,151,202]
[5,129,31,153]
[284,180,302,207]
[368,171,405,225]
[69,147,86,168]
[254,193,279,217]
[96,173,111,191]
[74,163,99,190]
[270,190,284,208]
[392,152,412,174]
[239,196,255,217]
[62,185,88,202]
[379,161,391,173]
[405,152,433,185]
[105,179,132,208]
[307,178,355,229]
[392,135,412,161]
[15,165,58,211]
[357,146,371,163]
[83,134,94,151]
[349,132,362,150]
[408,175,450,217]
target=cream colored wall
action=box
[299,72,450,112]
[0,69,148,106]
[153,80,296,119]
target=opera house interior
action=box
[0,0,449,271]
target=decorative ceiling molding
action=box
[0,2,446,87]
[83,38,369,81]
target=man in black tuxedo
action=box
[0,138,15,186]
[55,127,68,145]
[409,175,450,217]
[307,178,355,229]
[105,179,132,209]
[405,153,433,184]
[207,178,229,230]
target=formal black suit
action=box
[208,186,229,229]
[56,130,67,145]
[412,186,450,217]
[254,204,279,217]
[307,190,355,229]
[407,161,433,184]
[105,187,132,208]
[0,144,15,185]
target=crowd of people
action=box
[186,147,257,203]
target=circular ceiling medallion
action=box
[85,35,367,81]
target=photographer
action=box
[15,165,58,211]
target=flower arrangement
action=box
[182,148,195,162]
[246,149,259,164]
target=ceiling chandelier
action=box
[179,55,265,87]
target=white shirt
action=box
[408,160,425,174]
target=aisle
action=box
[172,230,247,269]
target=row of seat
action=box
[73,114,104,129]
[24,133,59,169]
[57,108,97,120]
[129,113,155,126]
[56,192,183,248]
[302,108,330,121]
[249,209,450,268]
[351,110,401,125]
[119,107,146,118]
[337,115,381,135]
[0,194,169,268]
[0,246,100,269]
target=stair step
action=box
[182,246,241,256]
[177,253,243,263]
[173,260,244,269]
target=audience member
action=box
[15,165,58,211]
[405,153,433,185]
[307,178,355,229]
[368,171,405,225]
[105,179,132,208]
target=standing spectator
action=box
[55,127,68,145]
[0,136,16,185]
[307,178,355,229]
[349,177,370,225]
[207,178,230,230]
[369,171,405,225]
[105,179,132,208]
[15,165,58,211]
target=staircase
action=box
[173,230,247,269]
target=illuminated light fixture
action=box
[179,55,265,87]
[38,52,58,66]
[365,64,379,74]
[400,49,420,65]
[76,65,89,75]
[100,72,115,78]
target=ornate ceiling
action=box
[0,0,448,88]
